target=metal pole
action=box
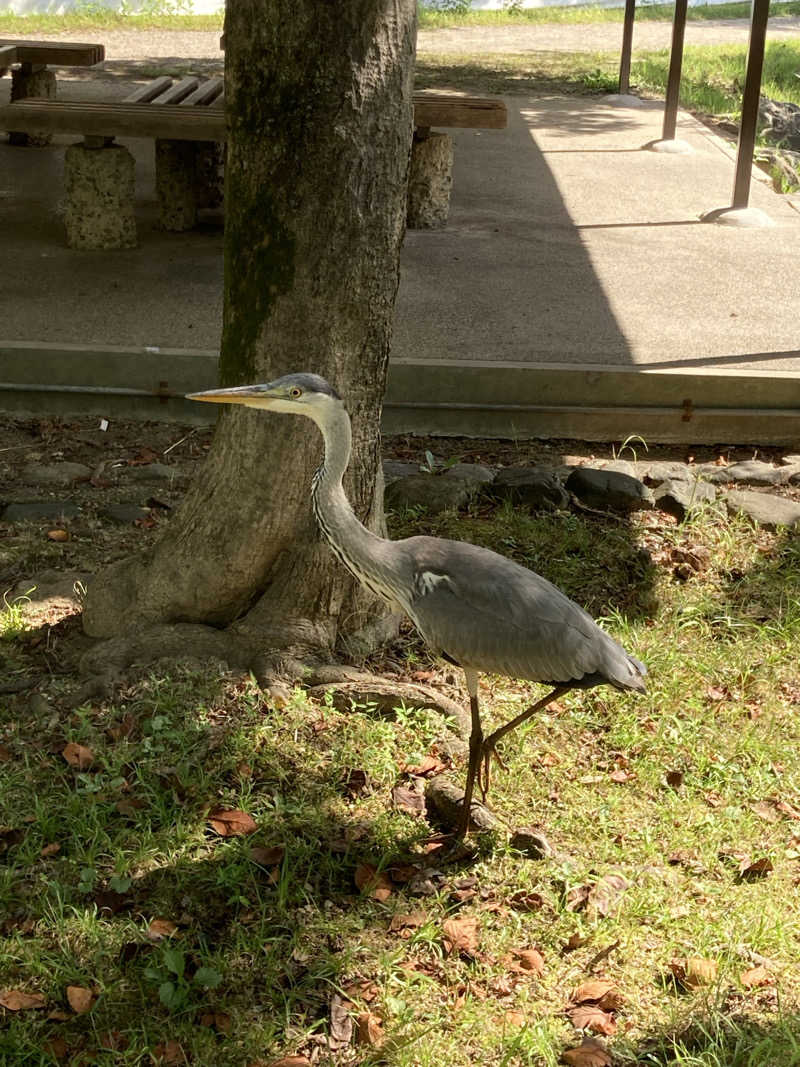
[732,0,770,208]
[618,0,636,95]
[662,0,688,141]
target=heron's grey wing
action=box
[403,538,644,690]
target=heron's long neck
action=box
[311,406,399,600]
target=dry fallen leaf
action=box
[514,948,545,975]
[665,769,684,789]
[207,808,257,837]
[568,1005,617,1036]
[504,1009,525,1027]
[264,1059,312,1067]
[560,1037,613,1066]
[573,979,615,1004]
[40,842,61,858]
[402,754,447,777]
[146,919,178,942]
[200,1011,232,1032]
[47,529,69,542]
[151,1040,186,1064]
[388,910,427,935]
[250,845,285,867]
[587,874,628,920]
[508,890,545,912]
[0,989,47,1011]
[739,856,773,880]
[355,863,392,902]
[356,1010,384,1047]
[391,783,426,816]
[44,1036,69,1060]
[741,965,772,989]
[670,957,718,989]
[66,985,95,1014]
[62,742,94,770]
[442,916,480,956]
[329,992,354,1048]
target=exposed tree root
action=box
[305,671,470,739]
[424,775,500,834]
[72,624,470,754]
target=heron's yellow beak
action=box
[186,385,277,405]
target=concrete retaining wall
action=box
[2,341,799,445]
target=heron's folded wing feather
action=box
[405,539,633,686]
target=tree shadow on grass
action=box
[628,1001,800,1065]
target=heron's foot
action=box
[479,740,508,802]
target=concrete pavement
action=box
[2,56,800,440]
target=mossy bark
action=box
[82,0,416,666]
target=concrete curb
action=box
[1,341,799,444]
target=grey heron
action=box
[188,373,647,841]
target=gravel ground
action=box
[3,15,800,64]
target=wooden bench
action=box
[0,82,506,245]
[0,38,105,146]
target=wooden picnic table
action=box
[1,38,105,145]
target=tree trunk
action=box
[82,0,416,670]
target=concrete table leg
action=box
[64,140,137,250]
[9,65,56,146]
[194,140,225,210]
[156,138,199,232]
[407,130,453,229]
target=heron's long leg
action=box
[480,686,571,799]
[453,668,483,840]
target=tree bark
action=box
[82,0,416,669]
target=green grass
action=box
[0,10,222,34]
[633,40,800,116]
[417,0,800,29]
[2,497,800,1065]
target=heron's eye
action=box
[290,387,302,399]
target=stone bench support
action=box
[156,138,225,232]
[9,64,55,146]
[407,129,454,230]
[64,140,137,250]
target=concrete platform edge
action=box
[1,342,799,445]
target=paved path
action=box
[4,16,800,63]
[418,15,800,53]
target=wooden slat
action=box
[412,91,507,130]
[0,100,226,142]
[122,76,173,104]
[180,78,223,107]
[0,45,18,67]
[0,39,104,66]
[0,93,504,143]
[152,76,200,105]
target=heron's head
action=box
[187,373,342,421]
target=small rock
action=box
[725,490,800,530]
[382,460,420,484]
[566,467,654,512]
[509,827,554,859]
[489,467,570,511]
[28,693,55,717]
[424,775,499,833]
[598,458,636,477]
[1,501,80,522]
[384,474,473,515]
[125,463,183,483]
[21,462,91,486]
[442,463,495,487]
[705,460,789,486]
[640,460,695,485]
[103,503,152,524]
[653,478,716,520]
